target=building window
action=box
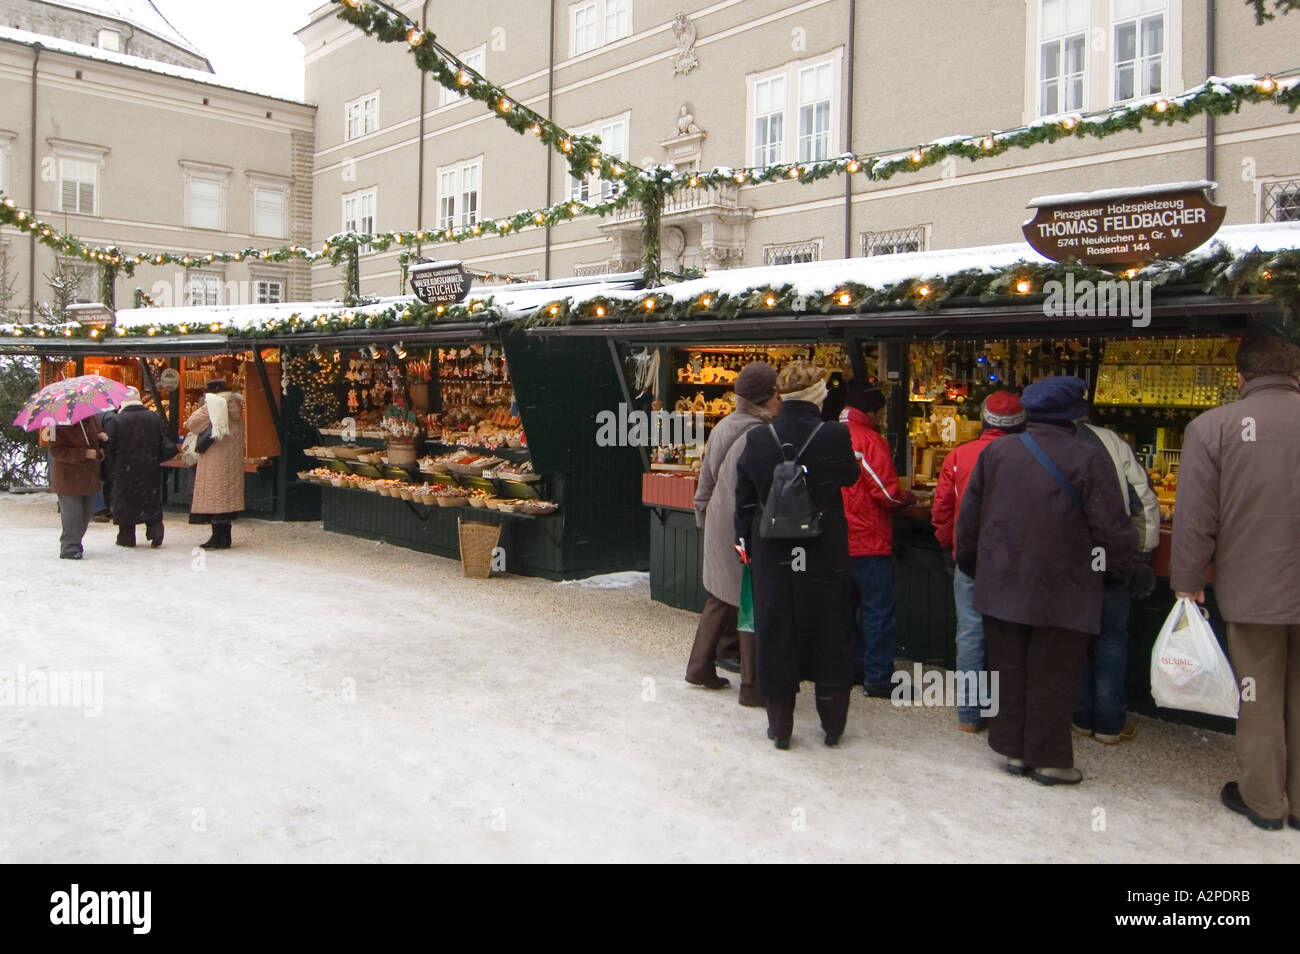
[96,29,120,52]
[0,132,13,196]
[1038,0,1089,116]
[441,46,485,107]
[764,240,821,266]
[748,52,841,170]
[1261,178,1300,223]
[861,226,928,257]
[571,0,630,56]
[569,116,628,203]
[253,279,284,304]
[1113,0,1166,102]
[342,188,377,253]
[753,75,785,168]
[345,92,379,141]
[54,256,94,304]
[437,159,482,231]
[58,158,98,215]
[253,187,286,238]
[186,272,222,307]
[188,178,222,230]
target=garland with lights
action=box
[1249,0,1300,23]
[523,244,1300,328]
[283,349,341,426]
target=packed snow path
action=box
[0,493,1289,863]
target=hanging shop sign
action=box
[1022,182,1226,267]
[159,368,180,390]
[410,260,472,305]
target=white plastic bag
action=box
[1150,597,1240,719]
[180,432,200,467]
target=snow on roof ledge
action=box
[1027,181,1218,207]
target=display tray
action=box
[425,441,531,463]
[348,462,384,478]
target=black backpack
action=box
[758,422,825,540]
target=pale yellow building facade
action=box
[299,0,1300,302]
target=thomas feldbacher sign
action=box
[409,260,471,305]
[1023,182,1225,267]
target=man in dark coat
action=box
[956,376,1137,785]
[104,388,178,548]
[734,361,860,749]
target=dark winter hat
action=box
[981,391,1025,429]
[734,361,778,404]
[1021,376,1088,422]
[205,378,228,393]
[844,380,886,414]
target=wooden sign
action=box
[1023,182,1225,267]
[410,260,471,305]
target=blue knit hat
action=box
[1021,376,1088,422]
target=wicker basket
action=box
[458,518,501,579]
[387,438,419,466]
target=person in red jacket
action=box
[930,392,1025,731]
[841,381,914,697]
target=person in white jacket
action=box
[1072,413,1161,744]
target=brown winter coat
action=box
[186,392,246,517]
[695,404,767,606]
[955,421,1138,635]
[49,422,102,496]
[1171,374,1300,624]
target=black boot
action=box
[115,525,136,548]
[213,522,232,550]
[146,521,164,549]
[199,524,220,549]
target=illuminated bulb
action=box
[115,327,126,336]
[471,224,481,234]
[918,285,931,297]
[734,172,746,183]
[1257,76,1277,94]
[182,256,190,264]
[594,305,606,317]
[497,98,511,113]
[689,175,700,187]
[407,27,422,46]
[1155,99,1169,112]
[700,296,712,308]
[1124,268,1138,279]
[15,211,25,221]
[533,213,545,223]
[568,204,579,215]
[764,295,777,307]
[837,292,852,306]
[41,228,49,236]
[1015,279,1032,294]
[1060,116,1077,130]
[981,136,996,149]
[788,167,800,178]
[910,149,925,163]
[457,70,471,86]
[1262,269,1273,280]
[548,305,559,316]
[89,328,100,338]
[178,325,188,334]
[530,123,542,135]
[847,160,860,173]
[436,305,445,314]
[591,157,601,168]
[147,326,157,335]
[561,139,573,152]
[155,255,164,264]
[2,198,13,207]
[611,164,622,176]
[643,298,655,311]
[445,229,453,239]
[63,329,72,336]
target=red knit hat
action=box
[981,391,1025,429]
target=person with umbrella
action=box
[15,373,136,559]
[103,386,179,548]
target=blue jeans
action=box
[1074,583,1131,736]
[953,568,986,725]
[851,555,897,689]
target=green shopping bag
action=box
[738,564,755,633]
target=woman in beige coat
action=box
[186,379,246,549]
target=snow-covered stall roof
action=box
[0,24,308,104]
[36,0,206,61]
[1027,181,1218,207]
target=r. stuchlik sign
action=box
[410,260,471,305]
[1022,182,1225,267]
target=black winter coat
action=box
[104,404,177,525]
[955,421,1138,634]
[734,400,860,696]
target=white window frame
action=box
[861,225,931,257]
[344,91,380,141]
[568,112,630,203]
[250,273,285,305]
[569,0,631,57]
[0,130,14,196]
[185,271,223,308]
[1257,175,1300,223]
[342,187,377,253]
[54,255,95,304]
[745,50,843,173]
[49,139,109,217]
[96,29,121,52]
[179,160,231,232]
[436,157,483,231]
[1024,0,1182,121]
[440,46,486,107]
[1111,0,1169,104]
[247,171,291,239]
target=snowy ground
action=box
[0,492,1291,863]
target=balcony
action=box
[602,182,747,226]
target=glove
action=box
[941,551,955,578]
[1127,559,1156,600]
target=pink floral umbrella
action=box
[12,374,135,432]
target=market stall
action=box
[521,215,1300,726]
